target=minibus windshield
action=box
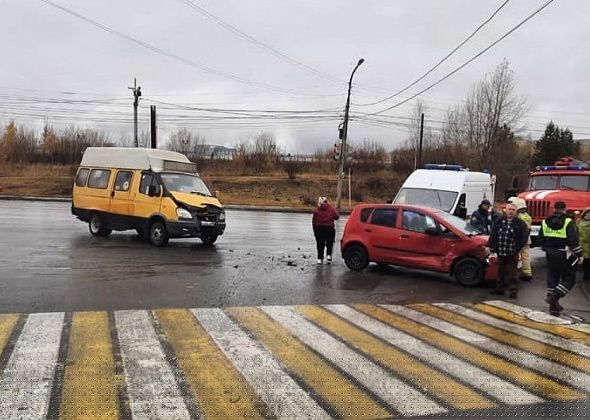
[394,188,457,212]
[160,173,212,196]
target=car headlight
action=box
[219,212,226,221]
[176,207,192,219]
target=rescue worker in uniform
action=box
[508,197,533,281]
[538,201,583,316]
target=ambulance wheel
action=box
[344,245,369,271]
[89,213,111,237]
[454,257,484,286]
[201,234,218,246]
[149,221,169,247]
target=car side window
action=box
[87,169,111,189]
[370,208,398,228]
[75,168,89,187]
[402,210,436,233]
[360,208,373,223]
[114,171,133,192]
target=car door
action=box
[395,209,454,272]
[366,207,402,264]
[109,170,133,221]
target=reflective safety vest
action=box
[541,218,571,238]
[518,212,532,228]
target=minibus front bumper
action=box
[167,219,226,238]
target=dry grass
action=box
[0,164,399,208]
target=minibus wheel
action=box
[454,257,484,286]
[201,234,218,246]
[149,221,169,247]
[343,245,369,271]
[89,213,111,237]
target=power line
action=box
[38,0,343,98]
[357,0,512,107]
[179,0,346,86]
[364,0,556,117]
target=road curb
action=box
[0,195,352,214]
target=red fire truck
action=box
[517,157,590,246]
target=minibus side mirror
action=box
[148,185,161,197]
[214,190,220,198]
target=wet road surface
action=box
[0,200,588,316]
[0,200,589,418]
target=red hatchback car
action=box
[341,204,498,286]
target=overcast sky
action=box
[2,0,589,152]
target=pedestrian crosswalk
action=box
[0,301,588,418]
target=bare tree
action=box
[168,128,208,159]
[463,60,527,163]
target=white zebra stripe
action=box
[0,312,64,419]
[381,305,590,392]
[433,303,590,357]
[192,308,328,418]
[484,300,573,325]
[325,304,543,406]
[261,305,446,417]
[115,310,192,419]
[486,300,590,334]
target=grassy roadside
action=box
[0,164,395,209]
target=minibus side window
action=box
[114,171,133,192]
[87,169,111,189]
[75,168,89,187]
[139,173,160,196]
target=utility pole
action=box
[150,105,157,149]
[336,58,364,209]
[417,112,424,168]
[128,78,141,147]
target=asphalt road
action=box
[0,200,589,418]
[0,200,588,317]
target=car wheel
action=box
[201,234,218,246]
[89,213,110,237]
[149,221,169,247]
[344,245,369,271]
[454,257,484,286]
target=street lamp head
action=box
[357,58,365,66]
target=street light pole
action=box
[336,58,364,209]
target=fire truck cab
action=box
[518,157,590,246]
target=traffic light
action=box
[333,143,341,161]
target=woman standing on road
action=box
[576,208,590,284]
[312,197,339,264]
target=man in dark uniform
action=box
[538,201,583,316]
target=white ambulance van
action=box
[392,164,495,218]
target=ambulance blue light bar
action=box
[424,163,464,171]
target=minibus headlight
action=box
[219,212,226,221]
[176,208,192,219]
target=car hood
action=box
[170,191,222,209]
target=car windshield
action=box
[394,188,457,212]
[438,211,483,236]
[529,175,558,190]
[160,173,212,196]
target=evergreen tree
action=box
[533,121,580,166]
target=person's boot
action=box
[509,289,518,299]
[520,274,533,282]
[545,293,563,314]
